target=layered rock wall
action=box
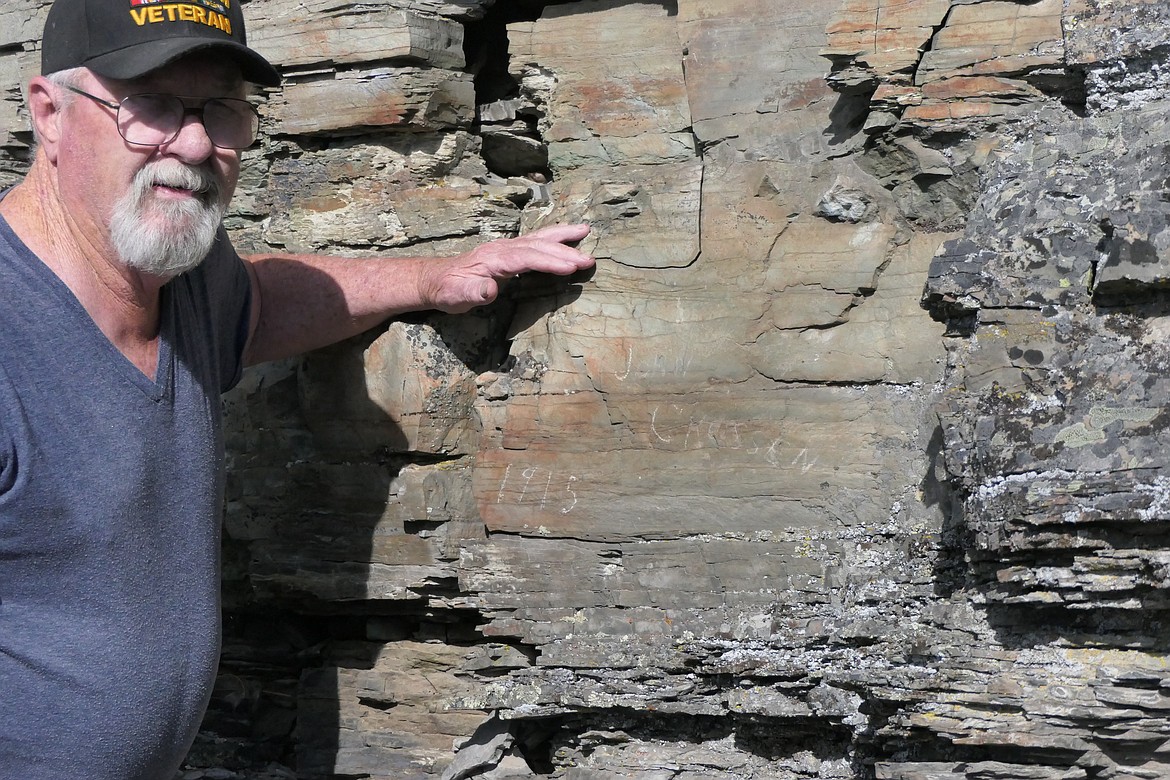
[4,1,1170,778]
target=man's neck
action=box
[2,159,166,379]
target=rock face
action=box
[5,0,1170,778]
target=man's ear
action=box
[27,77,65,161]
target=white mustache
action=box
[141,161,220,201]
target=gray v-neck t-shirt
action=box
[0,212,251,779]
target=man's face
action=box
[54,55,248,278]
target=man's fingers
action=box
[525,223,591,245]
[505,224,595,276]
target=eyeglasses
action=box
[62,86,260,150]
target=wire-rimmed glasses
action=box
[63,86,260,150]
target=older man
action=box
[0,0,593,777]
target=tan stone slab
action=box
[765,218,899,293]
[535,291,761,394]
[473,386,925,540]
[262,168,513,253]
[902,100,1003,123]
[543,162,702,270]
[298,641,486,777]
[248,0,465,70]
[694,158,806,269]
[509,0,690,154]
[873,83,923,106]
[916,0,1064,84]
[768,288,858,330]
[921,75,1041,102]
[295,322,478,456]
[271,67,474,135]
[365,322,479,455]
[680,0,838,147]
[547,133,697,169]
[823,0,951,77]
[753,230,947,384]
[459,537,825,611]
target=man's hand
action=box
[243,224,595,365]
[420,224,595,314]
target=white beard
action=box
[109,160,227,278]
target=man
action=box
[0,0,594,777]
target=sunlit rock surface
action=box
[5,1,1170,778]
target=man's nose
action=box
[159,110,217,163]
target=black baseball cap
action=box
[41,0,281,86]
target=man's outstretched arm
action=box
[241,224,593,366]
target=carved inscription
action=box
[496,464,580,515]
[645,405,818,471]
